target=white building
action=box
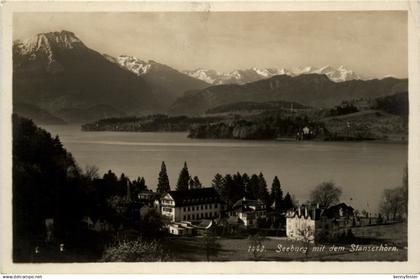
[230,198,267,228]
[286,203,354,242]
[285,206,318,241]
[160,188,222,222]
[168,221,195,236]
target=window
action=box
[209,204,212,209]
[205,205,208,210]
[201,205,203,210]
[183,216,186,221]
[183,207,186,212]
[205,212,208,218]
[188,207,190,212]
[201,213,204,218]
[215,203,218,208]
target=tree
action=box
[189,177,194,189]
[176,162,190,191]
[156,161,170,194]
[246,174,259,200]
[132,177,147,196]
[242,173,250,190]
[233,172,245,199]
[379,187,406,221]
[101,239,170,262]
[270,176,283,211]
[257,173,270,207]
[12,115,86,261]
[192,176,202,189]
[221,174,235,208]
[309,181,342,209]
[119,173,131,197]
[283,192,294,211]
[212,173,224,193]
[296,224,314,259]
[83,165,99,181]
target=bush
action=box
[101,239,171,262]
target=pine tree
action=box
[257,172,270,207]
[132,176,147,196]
[242,173,250,190]
[119,173,130,197]
[246,174,259,199]
[176,161,190,191]
[233,172,245,200]
[157,161,170,194]
[270,176,283,211]
[189,177,194,189]
[140,177,146,190]
[212,173,224,194]
[192,176,202,189]
[223,174,236,208]
[283,192,294,211]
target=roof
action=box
[322,203,354,219]
[196,219,213,229]
[165,187,221,206]
[286,203,354,220]
[285,206,322,220]
[232,198,265,211]
[138,190,160,198]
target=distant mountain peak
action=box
[184,65,363,85]
[14,30,85,55]
[116,55,152,76]
[13,30,88,74]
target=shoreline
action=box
[78,126,408,144]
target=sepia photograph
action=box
[1,1,419,273]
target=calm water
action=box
[43,125,407,212]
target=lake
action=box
[42,125,408,212]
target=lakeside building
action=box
[160,187,222,222]
[285,203,354,242]
[229,197,267,228]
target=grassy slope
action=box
[320,110,408,141]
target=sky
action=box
[13,11,408,78]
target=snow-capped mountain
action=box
[13,30,87,73]
[184,65,363,85]
[106,54,210,100]
[14,30,85,56]
[116,55,152,76]
[183,68,291,85]
[292,65,362,82]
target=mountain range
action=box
[13,30,408,123]
[184,65,363,85]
